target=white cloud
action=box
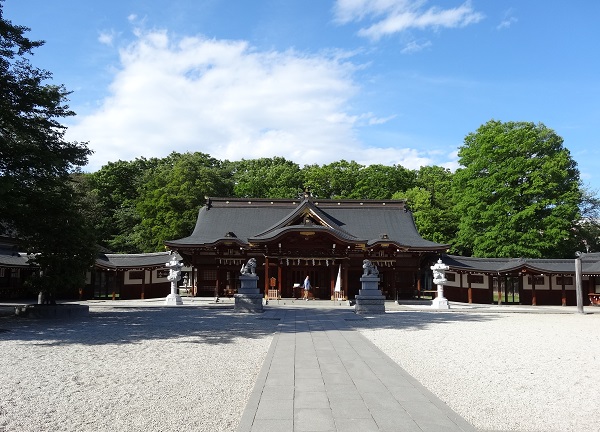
[334,0,484,41]
[98,30,116,46]
[68,29,435,171]
[497,8,518,30]
[401,39,432,53]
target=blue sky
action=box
[4,1,600,191]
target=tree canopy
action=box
[452,120,582,258]
[0,4,95,296]
[80,135,596,257]
[134,152,233,252]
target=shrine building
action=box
[164,193,448,300]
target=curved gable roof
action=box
[166,197,448,252]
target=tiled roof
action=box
[95,251,182,270]
[443,254,600,275]
[165,197,448,251]
[0,246,33,268]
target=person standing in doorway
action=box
[303,276,311,301]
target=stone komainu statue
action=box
[362,259,379,276]
[240,258,257,275]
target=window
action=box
[467,274,484,284]
[129,271,144,280]
[556,276,573,285]
[527,276,544,285]
[446,272,456,282]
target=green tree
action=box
[351,164,416,200]
[453,120,581,258]
[570,186,600,253]
[0,4,96,297]
[134,152,233,251]
[85,158,159,252]
[228,157,303,198]
[395,165,457,244]
[303,160,363,199]
[23,174,98,298]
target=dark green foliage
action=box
[395,165,457,245]
[85,158,159,253]
[303,160,363,199]
[0,4,96,296]
[351,164,416,199]
[134,152,233,252]
[227,157,303,198]
[452,120,582,258]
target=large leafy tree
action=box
[395,165,457,244]
[134,152,233,252]
[453,120,582,258]
[85,158,160,253]
[351,164,416,200]
[227,157,303,198]
[0,4,95,297]
[569,186,600,253]
[303,160,363,199]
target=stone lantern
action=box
[431,258,450,309]
[165,254,184,306]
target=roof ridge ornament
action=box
[299,187,312,201]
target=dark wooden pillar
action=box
[467,274,473,304]
[141,269,148,300]
[278,263,282,295]
[343,265,349,299]
[215,266,221,298]
[264,256,269,294]
[561,275,566,306]
[531,275,537,306]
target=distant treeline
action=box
[78,121,600,258]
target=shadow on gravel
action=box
[0,307,280,346]
[275,307,499,333]
[348,311,500,334]
[0,304,500,346]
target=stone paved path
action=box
[238,307,477,432]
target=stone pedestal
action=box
[355,276,385,314]
[235,274,264,313]
[431,285,450,309]
[165,293,183,306]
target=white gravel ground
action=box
[354,309,600,432]
[0,303,277,432]
[2,302,599,432]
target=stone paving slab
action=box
[239,308,478,432]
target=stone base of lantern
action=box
[431,296,450,309]
[165,293,183,306]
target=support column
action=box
[264,256,269,295]
[467,275,472,304]
[277,264,282,296]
